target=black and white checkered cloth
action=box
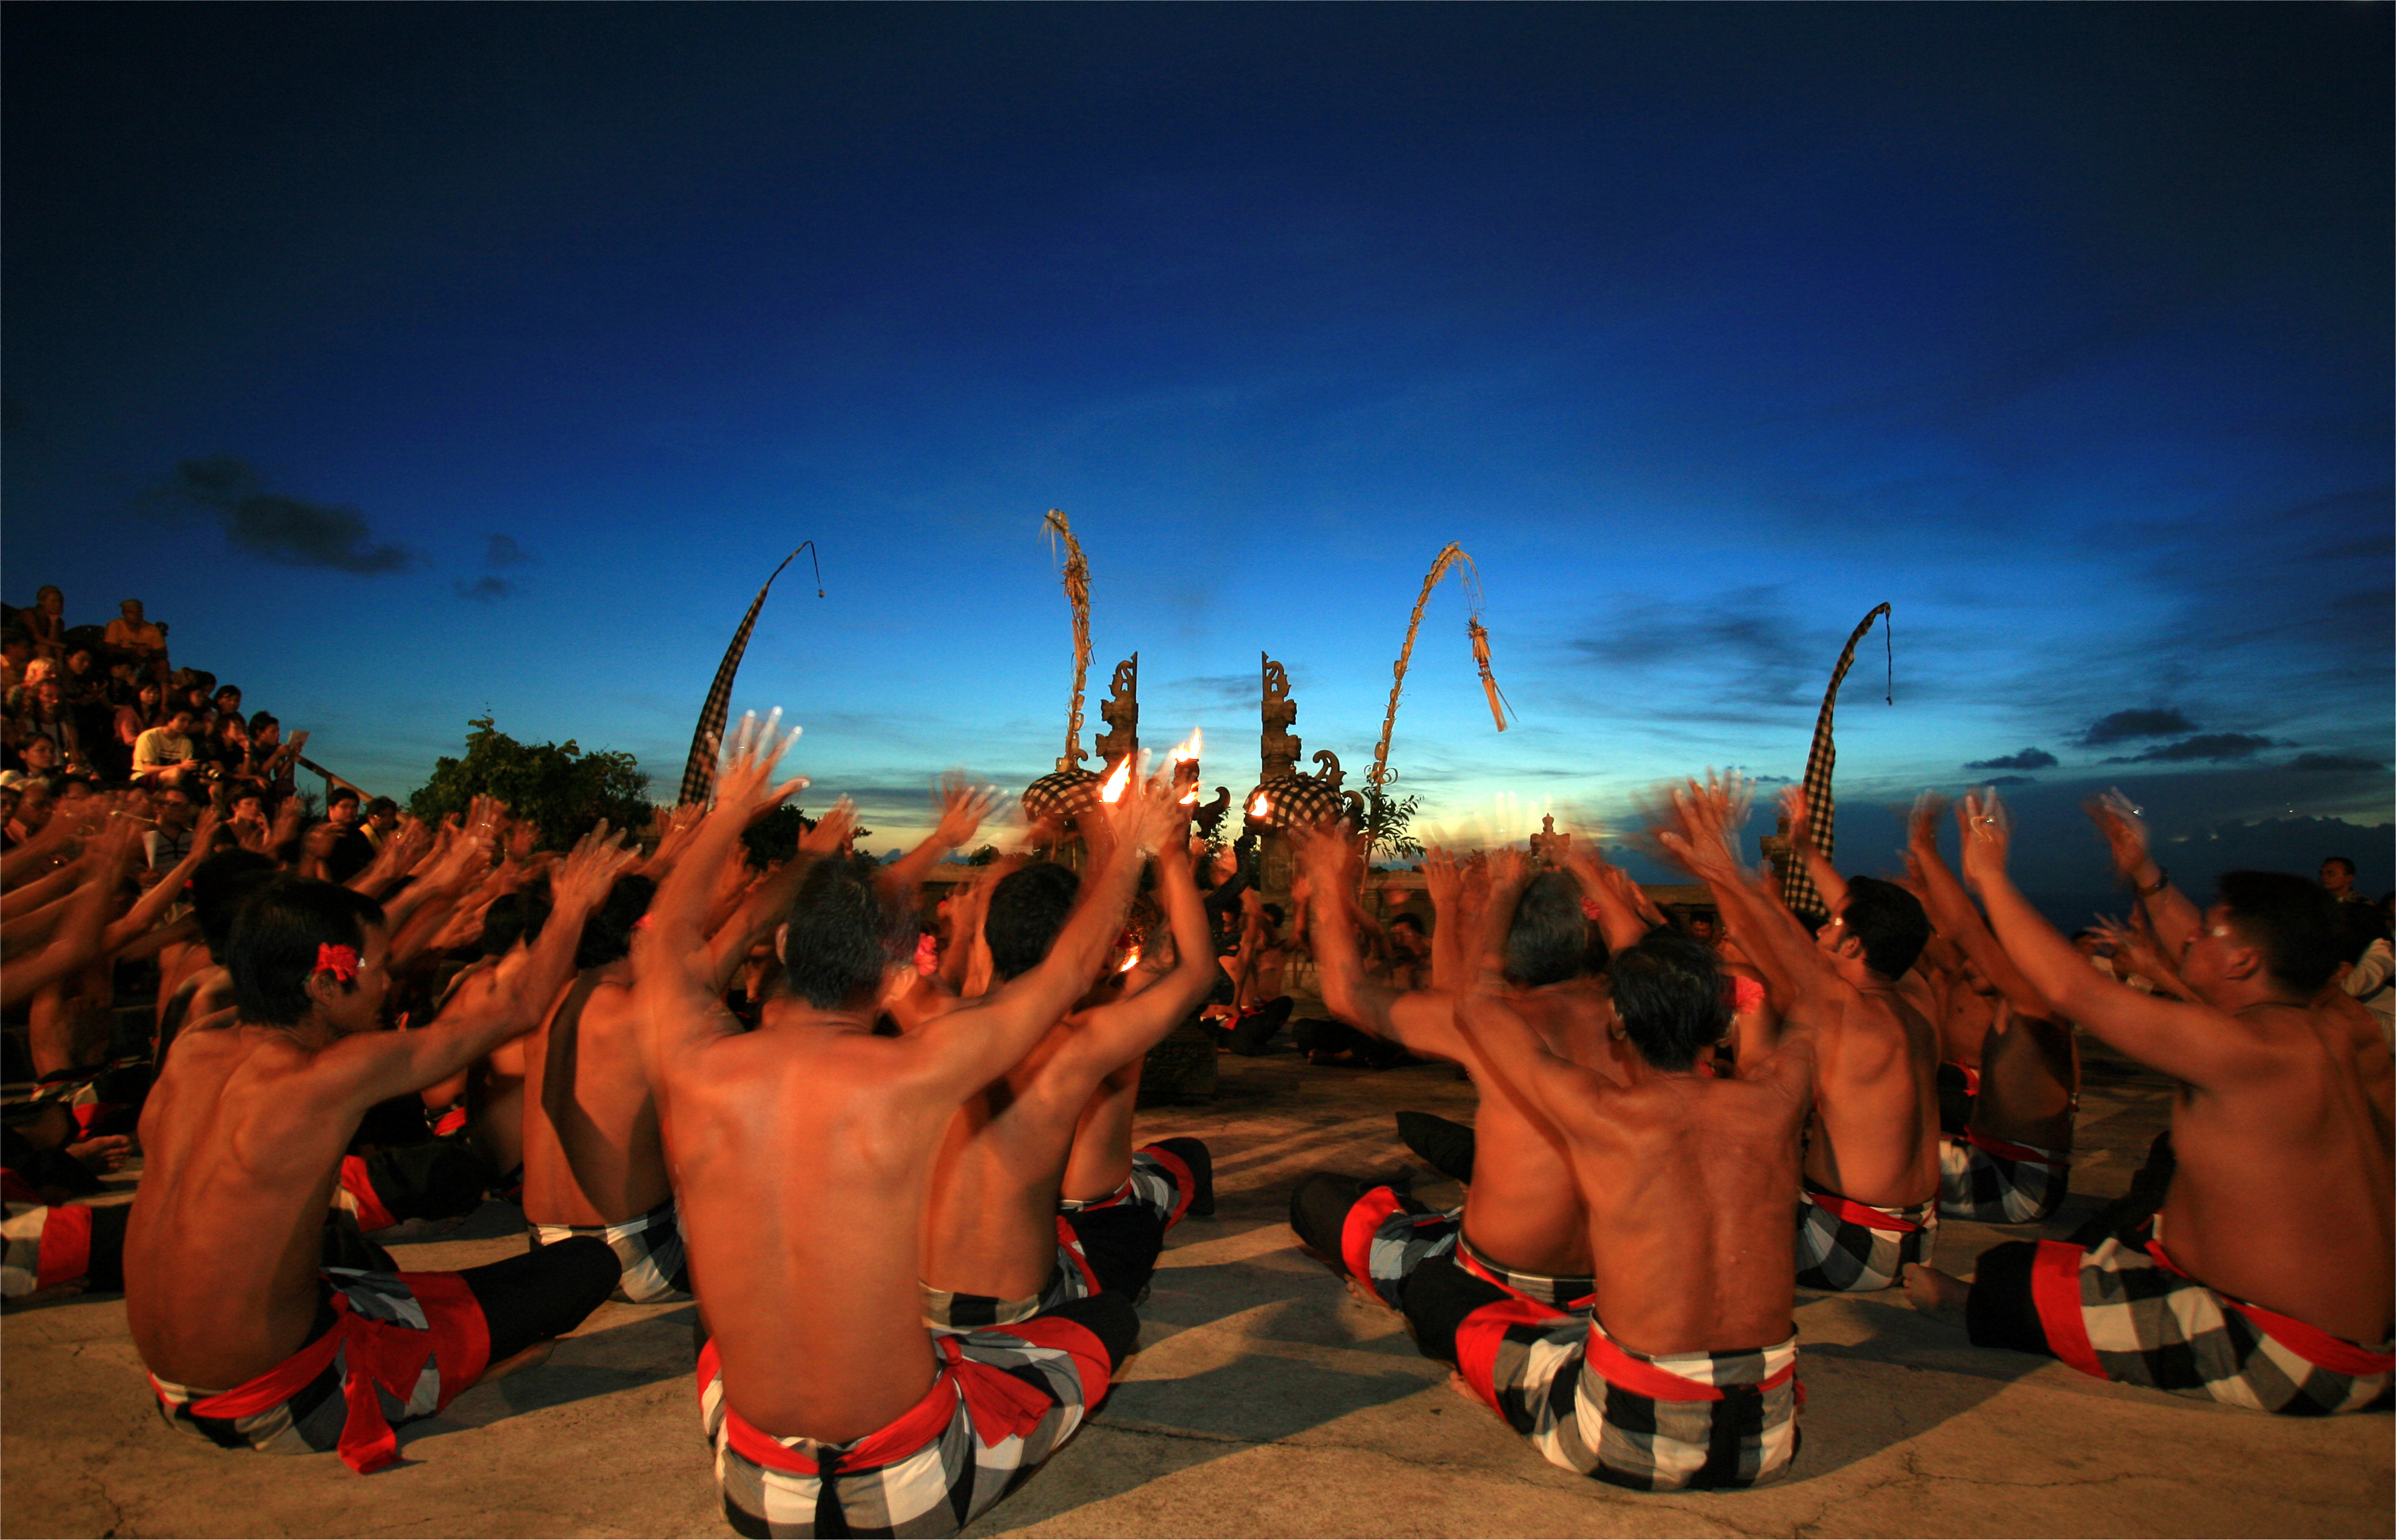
[919,1224,1095,1332]
[700,1306,1119,1538]
[530,1196,689,1304]
[677,545,812,809]
[1457,1301,1802,1491]
[1995,1222,2393,1414]
[1794,1179,1936,1292]
[1781,602,1891,925]
[1938,1130,2069,1224]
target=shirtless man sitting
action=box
[1289,828,1626,1317]
[1904,794,2078,1224]
[519,817,827,1305]
[1696,779,1938,1292]
[920,800,1219,1329]
[637,717,1161,1538]
[1907,790,2393,1414]
[125,831,633,1474]
[1432,803,1819,1490]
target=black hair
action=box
[1504,872,1586,988]
[2323,856,2357,876]
[2214,871,2343,995]
[327,787,360,809]
[364,796,397,818]
[227,875,385,1026]
[985,861,1081,982]
[190,849,280,961]
[1259,903,1285,930]
[1388,913,1425,935]
[575,874,657,970]
[248,711,278,735]
[779,857,915,1008]
[1838,876,1931,980]
[481,877,553,959]
[1608,928,1730,1072]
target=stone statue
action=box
[1260,653,1301,781]
[1529,813,1566,867]
[1094,653,1138,764]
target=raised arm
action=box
[1050,822,1220,1076]
[903,764,1178,1096]
[320,823,636,1116]
[2085,789,2202,957]
[1780,784,1848,916]
[879,775,996,897]
[1562,836,1660,957]
[1,812,141,1008]
[102,809,221,953]
[1657,775,1821,1013]
[1905,793,2057,1021]
[1451,982,1607,1138]
[1293,822,1463,1057]
[1958,788,2260,1087]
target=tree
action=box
[409,715,651,851]
[1363,791,1424,865]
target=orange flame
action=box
[1179,788,1198,805]
[1170,728,1203,763]
[1099,757,1132,803]
[1118,948,1142,974]
[1248,791,1271,820]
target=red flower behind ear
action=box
[315,943,359,982]
[1579,898,1603,921]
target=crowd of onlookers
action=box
[1,586,403,889]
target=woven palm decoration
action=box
[677,543,822,807]
[1781,601,1892,924]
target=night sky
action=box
[6,4,2388,918]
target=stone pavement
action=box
[5,1041,2389,1538]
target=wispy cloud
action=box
[150,456,417,574]
[2104,732,2277,764]
[2078,708,2197,747]
[1966,746,2058,772]
[2290,752,2386,773]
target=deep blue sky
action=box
[6,5,2388,910]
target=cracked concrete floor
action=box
[6,1040,2389,1538]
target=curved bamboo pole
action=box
[1366,542,1506,814]
[1043,510,1094,772]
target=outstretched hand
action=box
[1291,820,1358,896]
[1656,772,1752,883]
[551,821,637,914]
[1956,788,2013,892]
[2083,788,2150,883]
[1906,790,1949,855]
[801,798,857,855]
[929,773,998,852]
[714,711,810,827]
[1423,843,1460,910]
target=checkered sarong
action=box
[1455,1302,1801,1491]
[149,1268,490,1474]
[1338,1186,1462,1308]
[1794,1181,1936,1292]
[531,1196,689,1304]
[700,1315,1111,1538]
[1938,1130,2069,1224]
[921,1219,1099,1331]
[1056,1143,1198,1229]
[2015,1225,2393,1415]
[1781,602,1891,925]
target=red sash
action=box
[704,1318,1108,1476]
[159,1271,490,1474]
[1944,1061,1982,1099]
[1454,1242,1596,1313]
[1337,1186,1411,1305]
[1139,1143,1197,1229]
[1454,1297,1794,1416]
[337,1156,398,1233]
[35,1203,93,1289]
[1055,1216,1101,1296]
[1962,1128,2066,1168]
[2146,1238,2395,1379]
[1804,1187,1923,1234]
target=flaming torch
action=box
[1247,790,1272,826]
[1099,756,1133,804]
[1170,728,1203,806]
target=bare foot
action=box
[1446,1369,1480,1404]
[475,1338,556,1387]
[65,1135,132,1172]
[1903,1263,1972,1326]
[1344,1274,1390,1314]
